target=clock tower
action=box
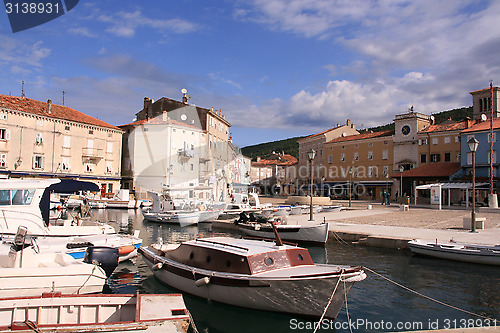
[393,106,432,171]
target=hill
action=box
[241,106,473,160]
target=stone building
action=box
[0,94,123,194]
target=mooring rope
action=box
[343,278,354,333]
[313,269,344,333]
[186,309,200,333]
[364,266,497,321]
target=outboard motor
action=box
[83,246,119,277]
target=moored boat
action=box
[139,236,365,319]
[0,293,190,333]
[408,239,500,266]
[238,221,329,244]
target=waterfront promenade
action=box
[259,197,500,248]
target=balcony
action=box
[178,148,195,158]
[82,147,103,161]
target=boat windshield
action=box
[0,189,36,205]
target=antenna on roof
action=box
[21,81,25,98]
[62,90,66,105]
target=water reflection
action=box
[94,209,499,333]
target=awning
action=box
[416,182,489,190]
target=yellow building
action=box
[297,119,358,183]
[324,130,394,200]
[0,94,123,194]
[417,119,467,165]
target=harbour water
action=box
[93,209,499,333]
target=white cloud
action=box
[97,10,200,38]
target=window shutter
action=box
[5,130,10,141]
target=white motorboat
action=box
[0,236,109,297]
[139,236,365,319]
[238,221,329,244]
[322,205,343,212]
[408,239,500,266]
[143,210,200,227]
[0,293,190,333]
[0,179,115,237]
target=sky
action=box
[1,0,499,148]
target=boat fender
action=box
[254,224,261,231]
[195,276,210,287]
[118,245,136,255]
[152,262,163,271]
[341,272,367,283]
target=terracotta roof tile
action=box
[119,116,201,130]
[298,124,348,141]
[252,154,298,167]
[326,130,394,144]
[419,120,468,133]
[394,162,461,178]
[461,117,500,133]
[0,94,119,130]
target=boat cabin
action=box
[154,237,314,275]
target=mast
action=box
[489,82,494,195]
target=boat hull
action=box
[238,222,329,244]
[408,240,500,266]
[140,247,364,319]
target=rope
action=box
[75,264,107,294]
[186,309,200,333]
[343,278,353,333]
[313,269,344,333]
[364,267,498,321]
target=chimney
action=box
[256,156,261,162]
[346,119,351,127]
[466,117,472,128]
[46,99,52,114]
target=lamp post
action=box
[468,137,479,233]
[348,167,353,208]
[307,149,316,221]
[385,173,389,204]
[399,165,404,204]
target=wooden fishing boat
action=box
[139,235,365,319]
[0,293,190,333]
[408,239,500,266]
[238,221,329,244]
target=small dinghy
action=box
[0,293,190,333]
[408,239,500,266]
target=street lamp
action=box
[468,137,479,233]
[348,167,353,208]
[385,173,389,205]
[399,165,404,204]
[307,149,316,221]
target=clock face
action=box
[401,125,411,136]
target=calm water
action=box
[92,209,499,333]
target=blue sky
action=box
[1,0,499,147]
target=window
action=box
[444,153,451,162]
[63,136,71,148]
[342,145,345,150]
[383,166,389,175]
[190,163,194,171]
[420,154,427,163]
[340,153,345,162]
[107,142,113,153]
[367,151,373,160]
[355,144,359,148]
[0,128,10,140]
[432,138,438,145]
[65,125,70,131]
[382,149,388,160]
[430,153,440,162]
[488,133,497,143]
[85,163,94,173]
[328,155,333,163]
[455,136,459,143]
[444,137,450,144]
[353,152,359,161]
[419,139,428,145]
[384,141,388,145]
[467,152,472,165]
[32,155,44,169]
[10,189,35,205]
[368,167,374,177]
[106,161,113,174]
[368,142,373,147]
[88,129,94,135]
[489,150,497,164]
[61,157,70,171]
[0,154,5,168]
[35,132,43,145]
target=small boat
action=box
[143,210,200,227]
[0,229,113,297]
[0,293,190,333]
[139,235,365,319]
[238,221,329,244]
[408,239,500,266]
[322,205,343,212]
